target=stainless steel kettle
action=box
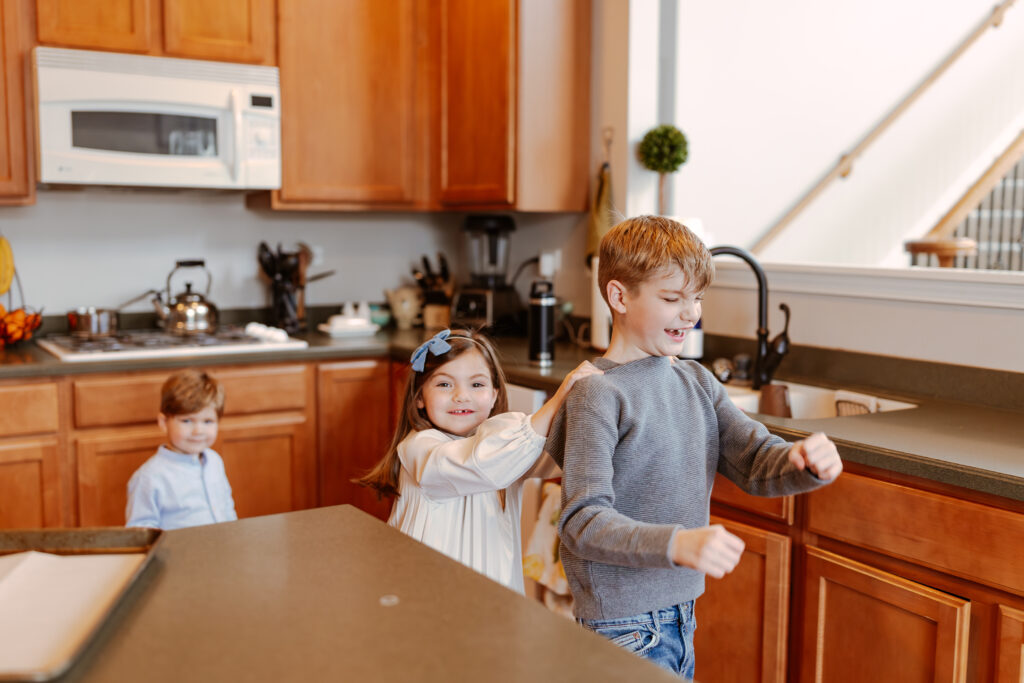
[153,260,219,335]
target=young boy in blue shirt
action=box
[547,215,842,678]
[126,369,238,530]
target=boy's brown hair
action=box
[160,369,225,417]
[598,215,714,305]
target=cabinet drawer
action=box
[712,473,794,523]
[74,365,310,428]
[0,383,60,436]
[806,473,1024,594]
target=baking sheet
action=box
[0,528,162,682]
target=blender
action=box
[452,215,524,333]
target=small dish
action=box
[317,323,380,338]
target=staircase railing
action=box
[906,130,1024,269]
[750,0,1018,256]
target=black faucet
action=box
[708,246,790,389]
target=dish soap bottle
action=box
[679,319,703,361]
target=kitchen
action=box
[2,1,1024,681]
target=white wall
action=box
[672,0,1024,266]
[1,189,465,313]
[0,189,590,319]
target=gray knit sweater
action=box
[546,355,826,620]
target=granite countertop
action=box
[57,506,681,682]
[3,329,1022,502]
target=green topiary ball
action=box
[637,124,688,174]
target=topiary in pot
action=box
[637,124,688,215]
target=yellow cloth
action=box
[586,162,615,266]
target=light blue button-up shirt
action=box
[125,445,238,530]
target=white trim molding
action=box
[711,261,1024,311]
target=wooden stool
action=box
[903,237,978,267]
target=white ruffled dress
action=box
[388,412,558,593]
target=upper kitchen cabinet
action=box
[273,0,426,208]
[0,0,33,204]
[436,0,590,211]
[162,0,276,64]
[36,0,156,53]
[269,0,590,212]
[35,0,276,64]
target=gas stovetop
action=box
[37,327,308,362]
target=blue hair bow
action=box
[410,329,452,372]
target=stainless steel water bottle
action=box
[529,280,555,367]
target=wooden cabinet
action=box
[72,363,315,526]
[0,380,63,528]
[694,516,791,683]
[0,0,33,204]
[270,0,589,212]
[35,0,275,64]
[36,0,155,53]
[317,360,393,521]
[800,546,970,682]
[706,464,1024,681]
[2,358,399,529]
[436,0,515,206]
[996,605,1024,682]
[162,0,275,64]
[0,437,61,528]
[275,0,426,208]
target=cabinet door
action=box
[36,0,156,52]
[77,428,164,527]
[0,437,62,528]
[800,546,970,683]
[163,0,275,64]
[275,0,421,206]
[0,0,32,204]
[317,360,392,521]
[694,517,790,683]
[436,0,515,206]
[216,413,315,518]
[996,605,1024,683]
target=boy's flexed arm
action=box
[557,383,681,569]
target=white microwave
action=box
[33,47,281,190]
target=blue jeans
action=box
[579,601,696,678]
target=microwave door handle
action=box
[230,88,244,183]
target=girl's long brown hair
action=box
[355,329,509,499]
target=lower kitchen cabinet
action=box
[72,363,316,526]
[996,605,1024,682]
[216,412,315,518]
[76,427,164,526]
[0,379,64,528]
[800,546,970,683]
[694,516,791,683]
[707,463,1024,682]
[0,437,61,528]
[317,359,393,521]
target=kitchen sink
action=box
[723,381,917,419]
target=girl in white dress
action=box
[359,328,599,593]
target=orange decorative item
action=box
[0,237,43,348]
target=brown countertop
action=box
[56,505,680,683]
[3,330,1023,502]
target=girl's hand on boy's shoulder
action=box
[788,432,843,481]
[558,361,603,396]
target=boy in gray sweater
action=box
[547,215,842,678]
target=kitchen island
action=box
[55,505,680,682]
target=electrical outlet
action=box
[311,245,325,267]
[538,249,562,278]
